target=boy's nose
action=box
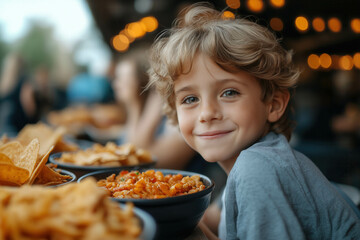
[198,100,223,123]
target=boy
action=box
[148,3,360,239]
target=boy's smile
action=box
[174,53,272,172]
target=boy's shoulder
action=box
[230,132,299,183]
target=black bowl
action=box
[127,204,157,240]
[78,168,215,240]
[49,152,156,179]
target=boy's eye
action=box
[182,96,198,104]
[221,89,239,97]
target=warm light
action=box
[307,54,320,69]
[112,35,129,52]
[319,53,332,68]
[350,18,360,33]
[226,0,241,9]
[339,55,353,70]
[222,11,235,19]
[126,22,146,38]
[120,30,135,43]
[312,17,325,32]
[247,0,264,13]
[328,17,342,33]
[270,0,285,8]
[295,16,309,32]
[353,53,360,69]
[140,16,158,32]
[270,18,284,31]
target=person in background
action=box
[0,53,36,136]
[147,3,360,239]
[113,46,197,170]
[67,64,113,105]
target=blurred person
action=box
[67,64,113,105]
[31,65,56,121]
[0,52,37,136]
[113,47,196,170]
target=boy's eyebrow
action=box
[220,78,249,86]
[175,86,193,95]
[174,78,249,95]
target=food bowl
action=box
[129,204,157,240]
[49,152,156,178]
[78,169,215,240]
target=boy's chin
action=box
[199,152,224,163]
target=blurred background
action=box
[0,0,359,190]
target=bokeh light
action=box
[226,0,241,9]
[270,18,284,31]
[353,53,360,69]
[247,0,264,13]
[112,34,129,52]
[140,16,158,32]
[270,0,285,8]
[295,16,309,32]
[307,54,320,69]
[126,22,146,38]
[319,53,332,69]
[350,18,360,33]
[222,11,235,19]
[312,17,325,32]
[339,55,353,70]
[328,17,342,33]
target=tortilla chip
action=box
[0,141,24,161]
[16,123,66,158]
[15,139,39,175]
[33,166,71,186]
[28,146,54,184]
[0,163,29,186]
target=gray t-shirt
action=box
[219,132,360,239]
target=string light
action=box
[312,17,325,32]
[112,35,129,52]
[222,11,235,19]
[269,0,285,8]
[350,18,360,33]
[307,54,320,69]
[270,18,284,31]
[246,0,264,13]
[339,55,353,70]
[353,53,360,69]
[295,16,309,32]
[226,0,241,9]
[328,17,342,33]
[140,16,158,32]
[319,53,332,69]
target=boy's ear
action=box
[267,90,290,123]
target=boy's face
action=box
[174,54,272,172]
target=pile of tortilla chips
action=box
[57,142,152,166]
[0,138,71,186]
[14,123,79,158]
[0,179,141,239]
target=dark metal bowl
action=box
[78,168,215,240]
[129,204,157,240]
[49,152,156,179]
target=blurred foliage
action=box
[14,20,56,74]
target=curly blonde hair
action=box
[148,3,300,140]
